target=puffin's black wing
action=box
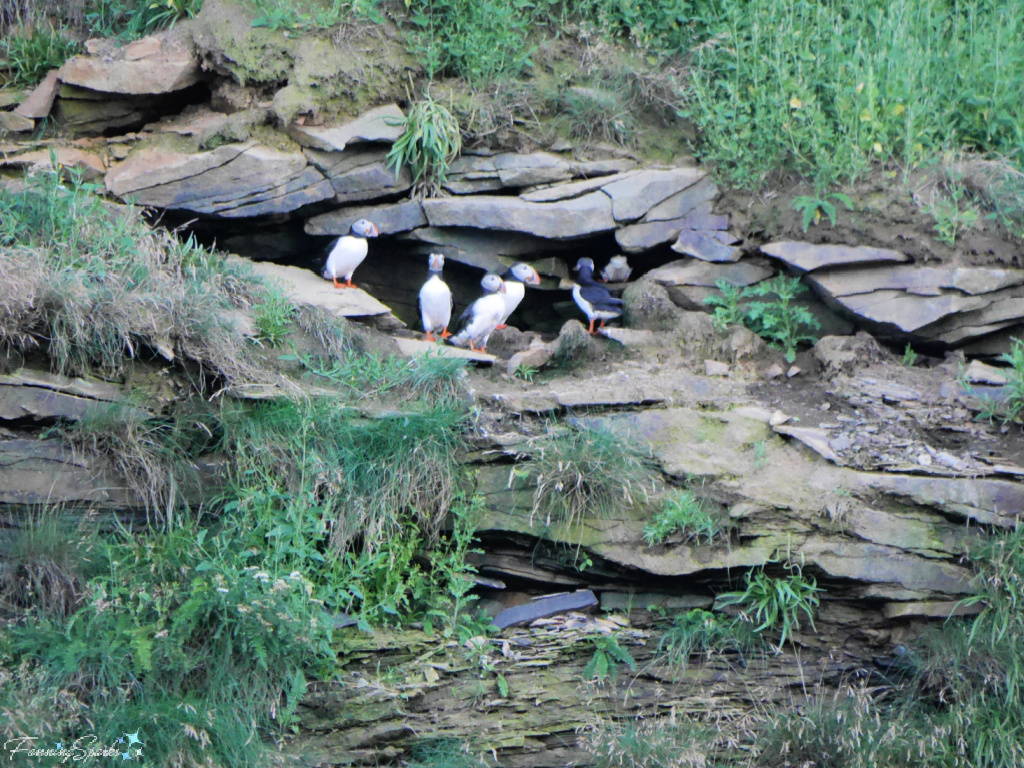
[579,284,624,311]
[456,299,478,330]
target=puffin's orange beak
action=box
[528,271,541,285]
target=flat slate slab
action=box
[760,241,910,272]
[642,176,717,222]
[305,200,426,236]
[646,258,773,287]
[492,590,598,629]
[601,167,706,222]
[519,170,639,203]
[57,38,201,95]
[244,260,397,319]
[286,104,405,152]
[15,69,59,118]
[422,192,617,239]
[811,265,1024,297]
[671,229,742,262]
[392,337,496,365]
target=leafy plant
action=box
[970,337,1024,426]
[928,181,981,246]
[901,343,919,367]
[643,490,726,547]
[513,362,538,383]
[792,192,854,232]
[253,286,296,347]
[705,276,821,363]
[582,633,636,684]
[386,95,462,197]
[523,424,656,529]
[716,561,822,647]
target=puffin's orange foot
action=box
[469,341,479,352]
[495,323,508,330]
[440,328,451,339]
[345,279,356,289]
[332,278,341,289]
[587,319,596,334]
[425,331,436,342]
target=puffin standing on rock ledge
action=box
[496,262,542,330]
[449,274,506,353]
[418,253,454,342]
[322,219,379,289]
[573,257,624,335]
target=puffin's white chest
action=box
[462,293,505,342]
[419,275,453,331]
[500,281,526,323]
[323,235,369,280]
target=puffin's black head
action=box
[350,219,379,238]
[573,257,596,273]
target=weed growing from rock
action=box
[705,276,821,363]
[1,26,79,87]
[971,337,1024,426]
[643,490,727,547]
[578,717,712,768]
[655,609,756,674]
[386,95,462,197]
[716,560,822,648]
[792,192,854,232]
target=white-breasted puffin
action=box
[449,274,506,353]
[322,218,379,289]
[496,262,541,330]
[418,253,454,342]
[573,257,624,334]
[600,255,632,283]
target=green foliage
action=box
[656,609,755,672]
[524,424,655,528]
[928,180,981,246]
[792,192,854,232]
[512,363,537,383]
[2,26,80,87]
[81,0,201,39]
[901,343,919,367]
[252,286,296,347]
[298,349,468,404]
[0,164,264,380]
[578,718,713,768]
[705,276,821,363]
[405,737,484,768]
[0,511,99,619]
[643,490,725,547]
[386,95,462,197]
[716,561,822,647]
[971,337,1024,426]
[582,633,636,684]
[683,0,1024,189]
[245,0,382,31]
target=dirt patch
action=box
[721,164,1022,269]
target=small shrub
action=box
[513,362,537,383]
[582,633,636,684]
[524,424,656,529]
[705,276,821,363]
[927,180,981,246]
[716,561,822,647]
[792,192,854,232]
[578,718,712,768]
[643,490,725,546]
[386,95,462,197]
[901,343,919,367]
[252,286,296,348]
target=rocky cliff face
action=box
[3,6,1024,765]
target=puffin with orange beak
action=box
[418,253,454,342]
[495,262,541,330]
[572,257,624,334]
[449,273,506,353]
[322,218,379,289]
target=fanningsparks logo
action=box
[3,729,144,763]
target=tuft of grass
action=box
[524,424,656,529]
[2,26,80,87]
[0,511,98,619]
[643,489,726,547]
[252,285,296,348]
[716,560,822,648]
[656,608,756,673]
[386,95,463,198]
[971,337,1024,426]
[578,718,713,768]
[404,737,484,768]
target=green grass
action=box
[1,26,80,87]
[972,337,1024,425]
[578,718,713,768]
[386,94,463,198]
[643,489,727,546]
[655,608,756,673]
[683,0,1024,190]
[523,424,656,529]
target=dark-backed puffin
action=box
[449,274,506,353]
[572,257,624,334]
[322,219,379,289]
[496,262,541,330]
[418,253,454,342]
[600,255,632,283]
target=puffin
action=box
[418,253,454,342]
[449,274,506,353]
[600,255,632,283]
[572,257,624,334]
[496,262,542,330]
[322,219,379,289]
